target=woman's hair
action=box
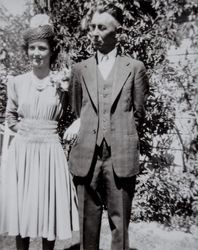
[22,14,59,67]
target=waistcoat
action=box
[96,61,117,146]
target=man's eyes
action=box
[98,25,106,31]
[90,24,106,31]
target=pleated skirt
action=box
[0,120,79,241]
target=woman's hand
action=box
[63,118,80,142]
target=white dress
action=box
[0,71,79,240]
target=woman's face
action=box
[28,39,51,69]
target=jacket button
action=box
[93,129,96,134]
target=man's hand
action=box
[63,118,80,142]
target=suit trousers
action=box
[74,140,136,250]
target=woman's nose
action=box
[33,48,40,56]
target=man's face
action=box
[89,11,119,54]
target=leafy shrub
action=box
[133,166,198,231]
[0,8,31,117]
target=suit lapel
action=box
[111,55,131,106]
[81,54,132,111]
[82,56,98,111]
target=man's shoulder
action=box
[72,56,95,70]
[122,54,145,67]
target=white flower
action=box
[50,67,71,92]
[30,14,52,28]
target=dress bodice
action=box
[6,71,67,128]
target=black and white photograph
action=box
[0,0,198,249]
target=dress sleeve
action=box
[6,76,19,131]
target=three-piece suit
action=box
[69,50,149,250]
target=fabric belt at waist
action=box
[17,119,59,143]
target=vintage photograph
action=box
[0,0,198,249]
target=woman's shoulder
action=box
[8,71,31,85]
[7,71,31,91]
[14,71,31,82]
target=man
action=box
[65,4,149,250]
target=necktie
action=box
[99,55,110,79]
[101,55,109,62]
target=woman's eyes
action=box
[29,46,48,51]
[39,47,48,51]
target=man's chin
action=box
[93,43,102,50]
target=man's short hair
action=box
[96,3,123,26]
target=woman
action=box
[0,14,79,250]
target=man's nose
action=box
[92,27,99,37]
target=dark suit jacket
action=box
[69,53,149,178]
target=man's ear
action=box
[116,25,122,34]
[115,25,123,40]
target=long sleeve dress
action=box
[0,71,79,241]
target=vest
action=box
[96,62,117,146]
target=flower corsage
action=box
[50,67,71,92]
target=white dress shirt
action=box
[97,48,117,80]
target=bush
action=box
[133,164,198,231]
[0,7,31,117]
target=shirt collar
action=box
[97,47,117,63]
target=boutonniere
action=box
[50,67,71,92]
